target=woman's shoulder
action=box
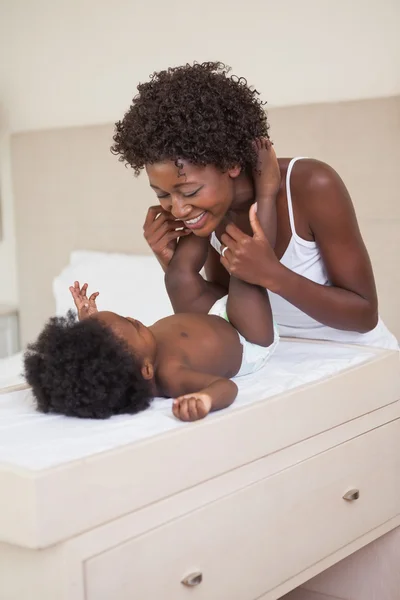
[278,157,341,188]
[278,157,349,209]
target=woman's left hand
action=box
[220,204,282,291]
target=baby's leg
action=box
[165,234,225,314]
[253,138,280,248]
[226,277,274,347]
[226,140,279,346]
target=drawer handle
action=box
[343,488,360,501]
[181,572,203,587]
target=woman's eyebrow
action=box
[150,181,199,190]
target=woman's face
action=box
[146,160,241,237]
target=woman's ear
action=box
[228,165,242,179]
[141,360,154,381]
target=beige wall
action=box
[0,134,18,305]
[1,0,399,133]
[270,97,400,342]
[1,0,400,305]
[11,96,400,345]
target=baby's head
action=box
[24,311,157,419]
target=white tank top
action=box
[210,157,398,350]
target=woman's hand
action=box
[143,206,191,270]
[220,204,282,291]
[69,281,99,320]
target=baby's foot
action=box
[253,138,281,199]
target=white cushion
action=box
[53,251,173,325]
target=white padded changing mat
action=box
[0,340,377,471]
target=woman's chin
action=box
[191,213,225,237]
[192,227,213,238]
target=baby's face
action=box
[93,311,156,361]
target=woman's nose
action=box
[170,196,192,220]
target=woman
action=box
[112,62,398,350]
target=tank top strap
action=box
[210,231,222,255]
[285,157,308,240]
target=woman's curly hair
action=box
[111,61,270,175]
[24,312,153,419]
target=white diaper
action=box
[209,295,279,377]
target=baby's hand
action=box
[69,281,99,320]
[172,392,212,422]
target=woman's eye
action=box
[183,189,201,198]
[157,194,170,199]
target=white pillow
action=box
[53,251,173,325]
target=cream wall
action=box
[1,0,400,304]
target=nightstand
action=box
[0,305,20,358]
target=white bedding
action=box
[0,340,376,471]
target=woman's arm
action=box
[274,161,378,332]
[219,161,378,333]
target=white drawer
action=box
[85,420,400,600]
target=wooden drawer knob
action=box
[181,572,203,587]
[343,488,360,501]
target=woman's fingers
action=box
[220,245,232,262]
[220,231,238,250]
[225,222,247,242]
[145,213,187,244]
[148,217,182,244]
[143,205,164,229]
[144,207,185,235]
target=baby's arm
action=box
[165,234,226,314]
[167,367,238,421]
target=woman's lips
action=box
[183,211,208,230]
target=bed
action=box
[2,112,399,599]
[0,341,399,600]
[0,250,399,600]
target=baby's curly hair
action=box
[111,61,270,175]
[24,312,153,419]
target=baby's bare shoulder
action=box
[157,358,187,398]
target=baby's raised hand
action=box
[172,392,212,422]
[69,281,99,320]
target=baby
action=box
[25,141,279,421]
